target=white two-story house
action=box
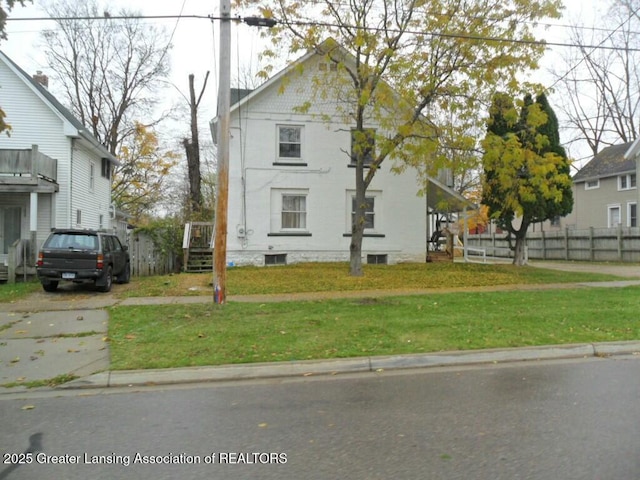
[0,51,118,278]
[216,45,438,266]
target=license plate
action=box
[62,272,76,279]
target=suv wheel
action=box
[117,262,131,284]
[42,281,58,292]
[97,266,113,292]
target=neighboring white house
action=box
[0,51,118,275]
[213,44,470,267]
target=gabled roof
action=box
[231,88,253,105]
[572,142,635,182]
[0,50,118,165]
[227,41,334,114]
[624,136,640,161]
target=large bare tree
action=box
[551,0,640,158]
[0,0,30,134]
[182,72,209,218]
[40,0,175,218]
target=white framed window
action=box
[628,202,637,227]
[347,190,381,232]
[282,194,307,229]
[90,162,95,191]
[619,173,637,190]
[585,179,600,190]
[608,205,621,228]
[277,125,303,161]
[352,196,375,229]
[101,158,111,179]
[270,189,309,233]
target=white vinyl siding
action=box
[70,143,111,230]
[0,56,113,232]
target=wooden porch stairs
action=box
[426,250,452,263]
[183,222,214,273]
[0,264,8,282]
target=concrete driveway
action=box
[0,283,123,390]
[0,309,109,388]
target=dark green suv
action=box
[36,229,130,292]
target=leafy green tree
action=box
[234,0,563,276]
[0,0,31,135]
[481,92,573,265]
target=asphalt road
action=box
[1,356,639,480]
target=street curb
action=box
[59,341,640,390]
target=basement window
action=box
[367,254,387,265]
[265,254,287,266]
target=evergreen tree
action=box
[482,92,573,265]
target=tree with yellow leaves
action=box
[481,92,573,265]
[112,123,178,223]
[235,0,564,276]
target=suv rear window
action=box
[45,233,99,250]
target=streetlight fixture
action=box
[213,1,277,304]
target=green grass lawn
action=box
[0,280,40,303]
[120,262,629,298]
[4,261,639,372]
[108,285,640,370]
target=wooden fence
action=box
[466,227,640,263]
[128,231,179,276]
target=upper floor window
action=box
[277,125,303,161]
[101,158,111,179]
[585,179,599,190]
[350,128,375,166]
[619,173,637,190]
[90,163,95,191]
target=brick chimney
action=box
[32,71,49,88]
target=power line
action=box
[548,4,640,89]
[9,13,640,53]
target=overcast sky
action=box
[2,0,603,165]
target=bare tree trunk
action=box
[513,236,527,266]
[512,221,529,266]
[185,74,202,215]
[350,166,366,276]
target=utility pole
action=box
[213,5,277,305]
[213,0,231,304]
